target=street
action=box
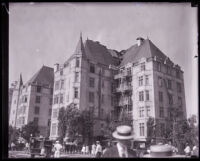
[9,150,95,158]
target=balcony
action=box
[114,71,132,79]
[118,99,132,106]
[116,84,132,92]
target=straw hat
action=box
[112,125,134,140]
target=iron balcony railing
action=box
[114,70,132,79]
[116,84,132,92]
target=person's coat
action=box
[102,146,137,158]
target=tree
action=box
[9,126,20,145]
[21,121,39,141]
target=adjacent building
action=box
[9,66,54,137]
[50,35,187,143]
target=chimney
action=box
[136,37,144,46]
[54,63,59,73]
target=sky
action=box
[9,2,198,118]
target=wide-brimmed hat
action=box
[112,125,134,140]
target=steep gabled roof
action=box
[27,66,54,87]
[84,39,119,66]
[120,39,168,66]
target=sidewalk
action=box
[60,153,95,158]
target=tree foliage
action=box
[21,121,39,141]
[9,126,20,144]
[58,104,94,144]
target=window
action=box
[23,106,26,114]
[102,94,104,104]
[49,98,52,105]
[89,92,94,103]
[52,109,58,119]
[167,80,172,89]
[36,86,41,93]
[139,107,144,117]
[49,109,52,116]
[157,62,161,72]
[102,68,105,76]
[60,94,63,103]
[75,72,79,82]
[66,93,69,102]
[89,77,95,88]
[159,91,163,102]
[24,96,27,103]
[33,117,39,125]
[159,107,164,118]
[139,76,143,86]
[50,88,53,94]
[60,69,63,75]
[168,94,173,105]
[177,82,182,93]
[178,97,182,106]
[102,80,104,88]
[141,62,145,71]
[76,57,80,67]
[74,88,78,98]
[146,106,150,117]
[127,67,132,75]
[51,123,57,136]
[55,81,60,90]
[35,96,41,103]
[139,123,145,136]
[90,63,95,73]
[158,77,162,87]
[21,117,25,124]
[60,80,65,89]
[34,106,40,114]
[167,66,171,75]
[53,95,59,104]
[146,90,149,101]
[145,75,149,85]
[139,91,144,101]
[160,123,165,137]
[176,69,180,79]
[48,119,51,126]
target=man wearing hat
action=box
[53,140,63,158]
[102,125,137,158]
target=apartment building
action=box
[50,35,186,142]
[9,66,54,137]
[50,35,120,140]
[113,37,186,142]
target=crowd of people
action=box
[9,126,199,158]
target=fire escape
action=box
[113,68,133,125]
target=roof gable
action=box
[27,66,54,87]
[120,39,168,66]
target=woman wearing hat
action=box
[102,125,137,158]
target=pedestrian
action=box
[25,142,30,153]
[102,141,111,155]
[191,144,199,158]
[102,125,137,158]
[11,142,15,151]
[53,140,63,158]
[85,145,89,154]
[81,144,86,154]
[91,143,96,156]
[184,143,191,156]
[95,141,102,158]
